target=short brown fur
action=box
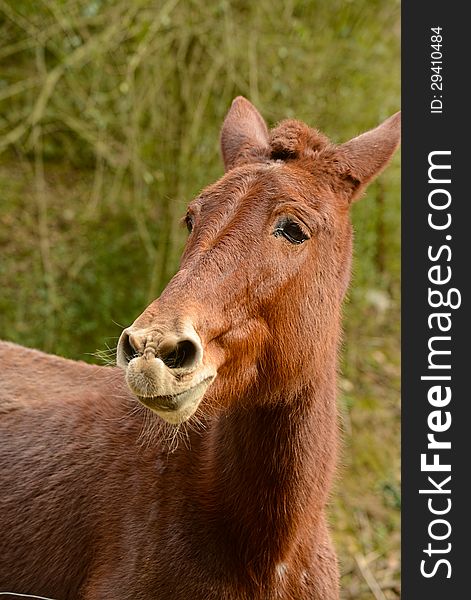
[0,97,400,599]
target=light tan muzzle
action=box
[116,322,216,424]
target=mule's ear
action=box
[337,111,401,201]
[220,96,270,171]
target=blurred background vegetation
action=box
[0,0,400,597]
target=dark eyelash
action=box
[182,214,194,233]
[274,218,309,244]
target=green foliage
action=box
[0,1,400,597]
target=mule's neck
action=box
[197,361,339,573]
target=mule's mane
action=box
[270,119,331,161]
[224,114,333,172]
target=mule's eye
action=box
[274,219,309,245]
[185,214,194,233]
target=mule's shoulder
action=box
[0,340,127,410]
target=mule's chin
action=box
[134,376,215,424]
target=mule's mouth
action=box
[118,322,217,425]
[135,376,215,424]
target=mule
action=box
[0,97,400,599]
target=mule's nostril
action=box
[161,339,199,370]
[120,331,138,364]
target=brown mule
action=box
[0,97,400,599]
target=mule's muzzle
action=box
[136,376,215,418]
[116,323,215,424]
[117,329,202,371]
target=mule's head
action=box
[117,97,400,424]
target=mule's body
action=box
[0,341,337,599]
[0,98,400,598]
